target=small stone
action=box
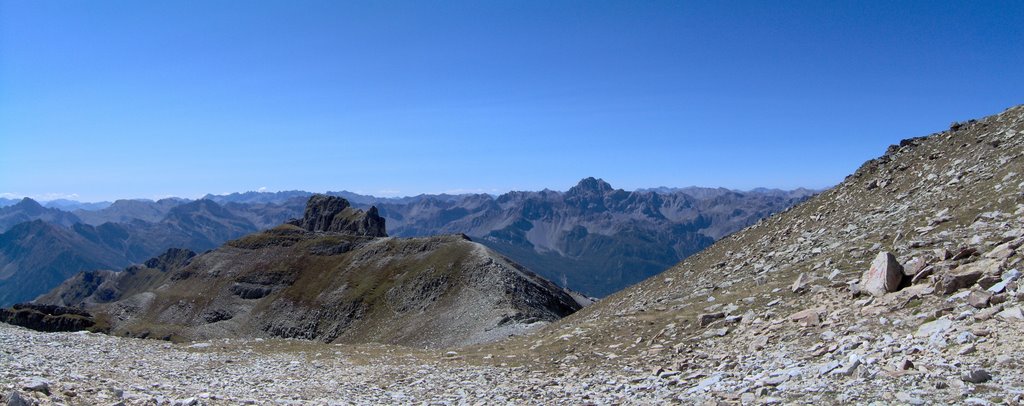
[832,355,862,377]
[658,370,680,379]
[748,336,769,352]
[914,318,952,338]
[961,369,991,383]
[976,274,1001,290]
[20,378,50,396]
[903,257,928,277]
[897,358,915,371]
[896,392,926,405]
[172,398,199,406]
[987,280,1009,294]
[958,344,976,355]
[952,247,978,261]
[935,269,984,294]
[985,244,1015,260]
[955,331,977,344]
[975,305,1003,321]
[996,306,1024,321]
[761,375,788,386]
[1003,269,1021,282]
[861,252,904,296]
[911,266,935,284]
[818,361,841,376]
[5,391,33,406]
[967,290,993,308]
[791,273,808,293]
[789,307,824,326]
[698,312,725,328]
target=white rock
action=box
[914,318,953,338]
[860,252,904,296]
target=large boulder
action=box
[861,252,904,296]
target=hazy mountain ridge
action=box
[73,198,191,225]
[0,199,260,306]
[0,198,83,233]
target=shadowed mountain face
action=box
[37,196,583,348]
[0,220,130,306]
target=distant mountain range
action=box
[0,179,815,305]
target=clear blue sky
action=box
[1,1,1022,202]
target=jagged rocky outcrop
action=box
[35,197,581,348]
[287,194,387,237]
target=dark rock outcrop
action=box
[143,248,196,272]
[0,303,95,332]
[288,195,387,237]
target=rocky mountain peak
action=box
[288,194,387,237]
[567,177,615,197]
[14,198,44,213]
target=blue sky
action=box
[1,1,1022,201]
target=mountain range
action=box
[0,181,811,305]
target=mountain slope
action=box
[484,105,1024,402]
[0,220,130,306]
[0,199,260,306]
[38,195,583,348]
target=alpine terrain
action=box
[0,105,1021,404]
[0,182,808,306]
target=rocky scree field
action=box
[477,104,1024,404]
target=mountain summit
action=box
[287,194,386,237]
